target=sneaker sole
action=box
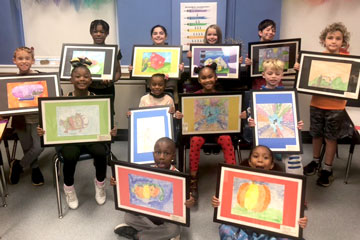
[32,182,44,186]
[317,176,334,187]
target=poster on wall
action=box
[180,2,217,51]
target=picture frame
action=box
[38,96,113,146]
[129,106,173,164]
[296,51,360,100]
[0,73,60,116]
[190,44,241,79]
[59,43,118,81]
[112,161,190,226]
[130,45,182,79]
[0,119,8,141]
[214,163,306,239]
[180,92,242,135]
[251,90,302,153]
[248,38,301,77]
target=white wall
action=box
[21,0,118,57]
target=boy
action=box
[113,137,194,240]
[302,22,351,187]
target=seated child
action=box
[38,58,116,209]
[113,137,194,240]
[212,145,308,240]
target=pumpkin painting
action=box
[237,182,271,212]
[133,184,164,201]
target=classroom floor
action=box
[0,141,360,240]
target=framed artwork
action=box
[296,51,360,100]
[38,96,112,146]
[214,163,306,239]
[0,119,8,141]
[190,44,241,79]
[59,43,118,81]
[251,90,302,153]
[180,92,242,135]
[248,38,301,77]
[0,73,60,116]
[130,45,182,79]
[112,161,190,226]
[129,106,173,164]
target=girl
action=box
[212,145,308,240]
[88,19,121,117]
[38,58,116,209]
[188,63,237,201]
[9,47,44,186]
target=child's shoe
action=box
[64,184,79,209]
[170,235,181,240]
[303,160,319,176]
[317,170,334,187]
[94,178,106,205]
[114,223,138,239]
[9,160,23,184]
[31,167,44,186]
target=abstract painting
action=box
[181,93,241,135]
[259,46,290,72]
[191,44,241,79]
[72,50,106,75]
[7,81,49,109]
[129,174,174,214]
[214,164,306,239]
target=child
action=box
[212,145,308,240]
[302,22,351,187]
[188,63,237,201]
[38,58,116,209]
[245,59,304,175]
[88,19,121,117]
[113,137,194,240]
[9,46,44,186]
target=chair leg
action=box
[4,140,11,166]
[0,165,8,197]
[344,142,355,184]
[54,156,63,218]
[0,168,7,207]
[236,140,242,164]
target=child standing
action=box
[302,22,351,187]
[9,47,44,186]
[188,63,237,201]
[38,58,116,209]
[113,137,194,240]
[212,145,308,240]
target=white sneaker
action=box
[170,235,180,240]
[94,178,106,205]
[64,184,78,209]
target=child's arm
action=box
[212,195,220,208]
[240,111,247,119]
[298,216,308,229]
[248,117,255,127]
[174,111,183,120]
[110,176,116,186]
[185,193,195,208]
[37,125,45,136]
[297,120,304,130]
[110,127,117,137]
[245,54,252,66]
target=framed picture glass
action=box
[296,51,360,100]
[39,96,112,146]
[180,92,242,135]
[0,73,60,116]
[214,163,306,239]
[112,161,190,226]
[190,44,241,79]
[251,90,302,153]
[59,43,118,81]
[249,38,301,77]
[129,106,173,164]
[130,45,182,79]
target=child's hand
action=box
[128,65,133,72]
[298,216,308,229]
[240,111,247,119]
[110,127,117,137]
[297,120,304,130]
[294,62,300,71]
[126,111,131,118]
[179,62,185,72]
[248,117,255,127]
[211,195,220,208]
[174,111,183,119]
[185,193,195,208]
[239,56,243,64]
[102,79,112,85]
[37,125,45,136]
[187,50,192,58]
[245,55,252,66]
[169,106,175,114]
[110,176,116,186]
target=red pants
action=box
[189,135,236,172]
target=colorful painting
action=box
[231,178,284,224]
[7,81,48,109]
[308,60,351,91]
[72,50,106,75]
[181,94,241,135]
[129,174,174,214]
[140,52,172,73]
[256,103,295,139]
[191,45,241,79]
[259,47,290,72]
